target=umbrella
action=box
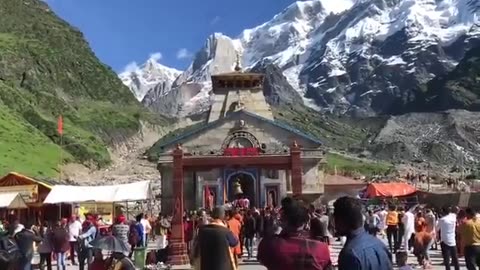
[90,235,129,253]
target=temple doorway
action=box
[227,172,256,206]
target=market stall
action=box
[365,182,417,198]
[43,180,151,203]
[0,172,68,223]
[44,180,152,230]
[0,192,28,209]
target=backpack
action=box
[128,224,139,246]
[0,235,21,269]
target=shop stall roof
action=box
[0,193,28,209]
[0,172,55,189]
[43,181,151,204]
[366,182,417,198]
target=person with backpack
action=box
[77,218,98,270]
[13,221,43,270]
[0,232,21,270]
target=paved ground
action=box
[36,236,465,269]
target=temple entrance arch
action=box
[225,170,256,206]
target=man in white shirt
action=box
[436,207,460,270]
[68,215,82,265]
[140,213,152,246]
[377,208,388,237]
[402,208,415,253]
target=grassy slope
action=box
[0,0,169,178]
[0,103,71,177]
[325,153,394,176]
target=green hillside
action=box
[0,0,168,178]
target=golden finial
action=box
[234,51,242,72]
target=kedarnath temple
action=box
[153,58,326,215]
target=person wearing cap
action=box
[78,218,98,270]
[68,215,82,265]
[14,221,42,270]
[191,206,238,270]
[112,214,130,254]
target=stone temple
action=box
[150,58,326,264]
[152,58,326,215]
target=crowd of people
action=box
[1,196,480,270]
[189,196,480,270]
[365,204,480,270]
[0,213,150,270]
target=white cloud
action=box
[122,61,139,73]
[149,52,162,61]
[210,16,221,25]
[176,48,193,60]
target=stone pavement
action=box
[43,236,465,269]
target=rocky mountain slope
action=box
[117,0,480,171]
[425,44,480,111]
[0,0,169,179]
[124,0,480,118]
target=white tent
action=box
[0,192,28,209]
[43,181,151,204]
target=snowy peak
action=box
[239,0,356,67]
[119,56,181,101]
[124,0,480,117]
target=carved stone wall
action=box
[163,114,319,155]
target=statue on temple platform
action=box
[233,178,243,195]
[267,190,277,208]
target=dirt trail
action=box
[62,119,193,186]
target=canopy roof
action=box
[365,182,417,198]
[44,181,151,204]
[0,193,28,209]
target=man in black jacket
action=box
[14,222,42,270]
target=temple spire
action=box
[234,51,242,72]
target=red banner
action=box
[57,115,63,135]
[223,147,259,156]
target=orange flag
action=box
[57,115,63,135]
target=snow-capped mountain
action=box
[119,56,181,101]
[122,0,480,117]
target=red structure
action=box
[167,141,303,264]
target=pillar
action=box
[290,141,302,195]
[167,144,189,265]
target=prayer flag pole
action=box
[57,115,64,219]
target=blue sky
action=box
[45,0,296,72]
